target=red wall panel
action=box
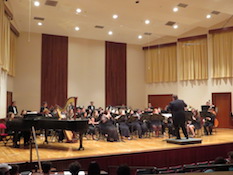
[105,41,127,107]
[41,34,68,107]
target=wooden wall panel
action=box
[148,94,173,109]
[105,41,126,107]
[41,34,68,107]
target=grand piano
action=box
[6,114,89,150]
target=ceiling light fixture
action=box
[145,20,150,24]
[38,22,43,26]
[75,26,80,31]
[206,14,211,19]
[113,14,118,19]
[173,24,178,29]
[173,7,178,12]
[34,1,40,7]
[138,35,142,39]
[108,31,113,35]
[76,8,82,13]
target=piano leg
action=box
[44,129,48,144]
[78,133,84,150]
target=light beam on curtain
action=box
[0,13,10,72]
[211,30,233,78]
[8,30,16,76]
[178,36,208,80]
[0,68,7,118]
[0,0,10,118]
[144,44,177,83]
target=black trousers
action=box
[174,122,188,139]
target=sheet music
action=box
[161,113,172,119]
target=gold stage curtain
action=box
[178,37,208,80]
[8,30,16,76]
[212,30,233,78]
[0,11,10,72]
[144,44,177,83]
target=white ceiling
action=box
[6,0,233,45]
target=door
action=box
[6,91,13,113]
[212,92,233,128]
[148,94,173,109]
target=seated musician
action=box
[43,109,52,117]
[99,110,119,142]
[186,109,201,137]
[128,110,143,138]
[66,108,75,120]
[40,101,49,113]
[87,110,100,140]
[203,107,216,135]
[151,108,162,137]
[115,110,130,140]
[137,109,149,136]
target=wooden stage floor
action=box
[1,128,233,164]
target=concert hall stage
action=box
[1,129,233,172]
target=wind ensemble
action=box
[6,97,217,147]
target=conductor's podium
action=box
[166,138,202,145]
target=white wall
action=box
[68,37,105,108]
[127,44,145,109]
[13,32,146,111]
[14,32,41,112]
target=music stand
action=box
[185,111,193,121]
[200,111,212,118]
[140,114,151,121]
[201,105,210,112]
[128,115,138,122]
[150,114,164,121]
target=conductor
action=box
[168,95,188,139]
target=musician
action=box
[8,101,18,115]
[40,102,48,113]
[66,109,75,120]
[148,103,154,110]
[87,110,100,140]
[203,107,216,135]
[128,111,143,138]
[137,109,149,136]
[87,101,95,112]
[186,109,201,137]
[115,110,130,140]
[99,111,119,142]
[151,108,162,137]
[167,95,188,139]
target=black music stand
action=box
[128,115,138,123]
[150,114,164,121]
[185,111,193,121]
[140,114,151,121]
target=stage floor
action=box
[1,128,233,164]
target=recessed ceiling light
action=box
[108,31,113,35]
[38,22,42,26]
[173,7,178,12]
[75,26,80,31]
[76,8,82,13]
[138,35,142,39]
[113,14,118,19]
[206,14,211,19]
[173,24,178,29]
[145,20,150,24]
[34,1,40,7]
